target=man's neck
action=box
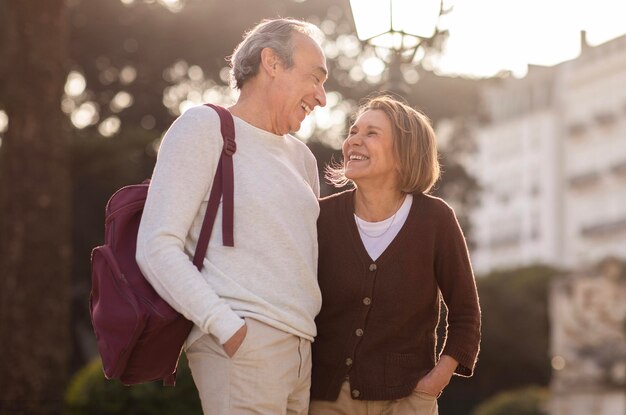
[229,88,280,135]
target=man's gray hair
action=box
[229,18,323,90]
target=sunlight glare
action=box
[188,65,204,81]
[321,20,336,36]
[433,0,626,77]
[296,116,314,141]
[580,0,626,45]
[110,91,134,112]
[0,110,8,133]
[71,102,99,129]
[403,67,420,84]
[336,34,362,58]
[64,71,86,97]
[326,91,340,108]
[219,67,230,84]
[179,100,197,115]
[323,42,339,59]
[171,60,189,81]
[361,56,386,77]
[120,66,137,85]
[187,90,202,103]
[98,116,121,137]
[157,0,183,13]
[315,106,333,130]
[349,66,365,82]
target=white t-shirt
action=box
[354,194,413,261]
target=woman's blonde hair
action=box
[326,95,440,193]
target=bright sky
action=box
[432,0,626,77]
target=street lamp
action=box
[349,0,446,96]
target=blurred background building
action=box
[549,258,626,415]
[468,31,626,274]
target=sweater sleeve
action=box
[434,204,481,377]
[136,105,244,345]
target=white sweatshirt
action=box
[136,105,321,347]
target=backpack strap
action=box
[192,104,236,271]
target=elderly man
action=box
[136,18,327,414]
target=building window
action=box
[594,111,616,127]
[581,217,626,238]
[569,171,600,189]
[611,160,626,178]
[568,122,587,136]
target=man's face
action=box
[269,32,328,135]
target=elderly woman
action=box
[309,96,481,415]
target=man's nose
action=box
[315,85,327,108]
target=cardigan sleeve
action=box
[434,204,481,377]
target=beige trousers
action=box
[309,381,438,415]
[187,318,311,415]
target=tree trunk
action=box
[0,1,71,414]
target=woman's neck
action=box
[354,187,405,222]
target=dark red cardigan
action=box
[311,189,481,401]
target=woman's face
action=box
[342,109,400,187]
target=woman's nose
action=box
[346,133,362,146]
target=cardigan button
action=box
[352,389,361,398]
[362,297,371,305]
[355,328,364,337]
[369,263,377,271]
[345,357,353,366]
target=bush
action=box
[471,386,549,415]
[65,355,201,415]
[439,265,560,415]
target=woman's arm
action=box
[433,204,482,377]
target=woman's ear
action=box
[260,47,280,77]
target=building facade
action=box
[469,33,626,274]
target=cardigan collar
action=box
[340,188,424,266]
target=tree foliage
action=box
[65,355,201,415]
[471,386,549,415]
[439,265,560,415]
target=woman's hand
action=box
[415,355,458,397]
[223,322,247,358]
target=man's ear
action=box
[260,48,280,77]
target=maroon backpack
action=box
[90,104,236,386]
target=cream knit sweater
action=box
[136,105,321,347]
